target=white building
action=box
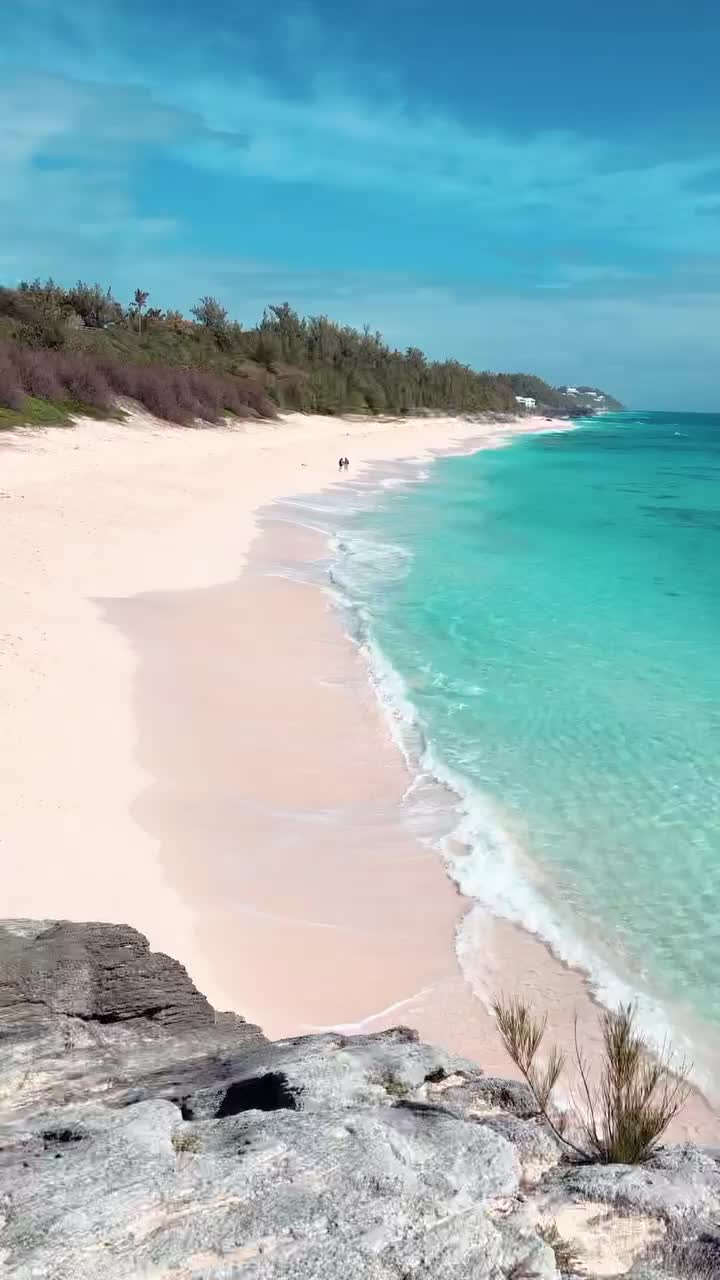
[515,395,536,409]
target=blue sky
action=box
[2,0,720,408]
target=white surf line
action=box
[298,984,438,1035]
[231,905,344,931]
[231,903,411,937]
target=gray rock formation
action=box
[0,920,717,1278]
[0,918,215,1027]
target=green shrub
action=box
[171,1131,202,1154]
[381,1073,409,1100]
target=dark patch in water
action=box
[641,505,720,531]
[657,467,720,481]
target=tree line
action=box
[0,277,621,421]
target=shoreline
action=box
[2,407,718,1141]
[0,408,547,1011]
[195,472,720,1142]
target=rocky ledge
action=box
[0,921,718,1279]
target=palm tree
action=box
[133,288,149,334]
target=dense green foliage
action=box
[0,278,621,422]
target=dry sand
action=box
[0,409,535,1005]
[2,407,717,1142]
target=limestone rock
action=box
[0,920,717,1278]
[0,918,215,1027]
[551,1142,720,1221]
[0,918,267,1122]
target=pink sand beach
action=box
[2,408,717,1142]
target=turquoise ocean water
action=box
[331,412,720,1076]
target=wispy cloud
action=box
[6,0,720,261]
[2,0,720,405]
[0,72,185,278]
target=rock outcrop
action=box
[0,920,717,1278]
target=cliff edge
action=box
[0,920,717,1278]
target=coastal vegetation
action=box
[494,997,690,1165]
[0,277,622,425]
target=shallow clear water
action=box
[334,412,720,1059]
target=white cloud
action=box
[0,72,193,276]
[5,4,720,257]
[2,1,720,406]
[170,74,720,257]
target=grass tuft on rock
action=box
[379,1072,410,1100]
[493,997,690,1165]
[537,1221,580,1274]
[171,1131,202,1154]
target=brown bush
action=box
[133,367,185,422]
[55,354,113,409]
[0,354,23,409]
[0,341,276,424]
[11,348,63,400]
[95,357,141,400]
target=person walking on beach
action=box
[343,456,349,470]
[338,457,344,471]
